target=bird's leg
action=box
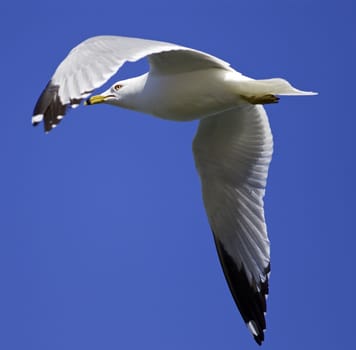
[241,94,280,105]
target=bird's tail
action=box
[238,78,317,96]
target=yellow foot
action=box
[241,94,280,105]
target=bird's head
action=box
[85,74,148,110]
[85,81,126,107]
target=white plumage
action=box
[32,35,316,345]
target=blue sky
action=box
[1,1,355,349]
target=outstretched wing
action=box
[192,104,273,345]
[32,35,232,131]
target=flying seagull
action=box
[32,35,316,345]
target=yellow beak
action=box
[84,95,106,105]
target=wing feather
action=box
[32,35,232,131]
[192,104,273,344]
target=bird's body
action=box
[106,70,245,121]
[32,35,316,345]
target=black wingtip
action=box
[213,234,270,345]
[254,336,262,346]
[32,81,69,132]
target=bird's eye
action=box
[114,84,123,91]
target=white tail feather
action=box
[238,78,317,96]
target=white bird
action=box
[32,35,316,345]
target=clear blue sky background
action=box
[1,1,354,349]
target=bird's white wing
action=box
[32,35,231,131]
[192,104,273,345]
